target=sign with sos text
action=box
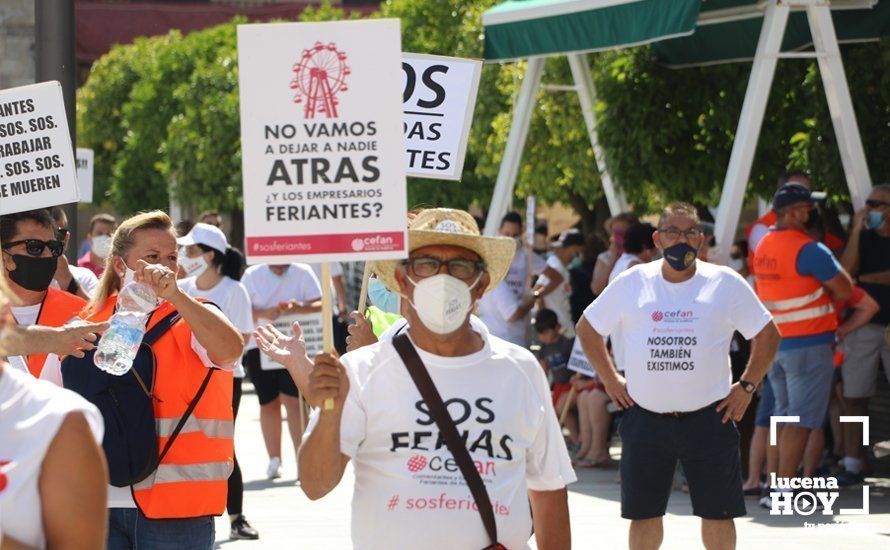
[402,53,481,181]
[0,81,78,214]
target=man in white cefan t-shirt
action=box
[577,202,781,550]
[296,209,575,550]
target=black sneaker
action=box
[230,515,260,540]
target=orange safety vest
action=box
[746,211,777,277]
[86,297,234,519]
[754,228,837,338]
[25,287,86,377]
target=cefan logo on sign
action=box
[651,311,664,322]
[291,41,350,119]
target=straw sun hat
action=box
[370,208,516,298]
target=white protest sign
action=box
[259,312,324,371]
[238,19,408,264]
[567,338,597,377]
[402,53,481,181]
[76,148,94,203]
[0,81,78,214]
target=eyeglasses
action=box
[2,239,64,257]
[866,199,890,209]
[660,227,701,241]
[57,227,69,240]
[403,256,485,280]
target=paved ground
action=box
[215,383,890,549]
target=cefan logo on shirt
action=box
[651,310,696,323]
[407,454,428,473]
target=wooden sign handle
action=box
[357,262,372,314]
[321,262,335,411]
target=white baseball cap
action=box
[177,223,228,254]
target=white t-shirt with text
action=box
[583,260,772,413]
[304,328,576,549]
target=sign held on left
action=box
[0,81,78,215]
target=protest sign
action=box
[76,148,94,203]
[238,19,408,265]
[259,312,324,371]
[0,81,78,214]
[402,53,481,181]
[567,338,597,377]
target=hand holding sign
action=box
[309,352,350,413]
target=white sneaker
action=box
[266,456,282,480]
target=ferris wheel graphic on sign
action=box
[290,41,350,119]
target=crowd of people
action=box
[0,175,888,549]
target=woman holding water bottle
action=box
[177,223,259,541]
[83,211,242,550]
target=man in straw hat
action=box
[297,208,575,549]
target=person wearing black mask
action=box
[0,209,87,382]
[577,202,781,550]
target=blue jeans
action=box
[107,508,215,550]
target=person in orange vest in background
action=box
[0,209,88,383]
[82,211,243,550]
[753,183,852,508]
[746,171,844,279]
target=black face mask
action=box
[6,254,57,292]
[663,242,698,272]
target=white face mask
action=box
[92,235,113,259]
[407,273,481,335]
[180,254,209,278]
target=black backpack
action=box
[61,311,213,487]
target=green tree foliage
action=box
[593,42,890,209]
[76,37,158,204]
[77,0,889,224]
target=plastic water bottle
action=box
[94,281,158,376]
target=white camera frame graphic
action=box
[769,415,870,515]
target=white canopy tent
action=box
[482,0,886,262]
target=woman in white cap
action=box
[178,223,259,541]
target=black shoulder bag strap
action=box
[143,311,216,467]
[392,333,506,550]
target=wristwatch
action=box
[67,277,80,295]
[739,380,757,394]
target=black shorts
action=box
[619,402,746,521]
[244,348,299,405]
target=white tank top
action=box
[0,366,103,549]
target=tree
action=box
[77,0,889,232]
[76,36,160,205]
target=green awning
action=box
[655,1,890,66]
[482,0,702,62]
[483,0,890,66]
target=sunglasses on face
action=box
[403,256,486,281]
[2,239,64,257]
[866,199,890,209]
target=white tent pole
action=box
[567,53,629,215]
[806,3,873,210]
[484,57,545,236]
[713,0,789,265]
